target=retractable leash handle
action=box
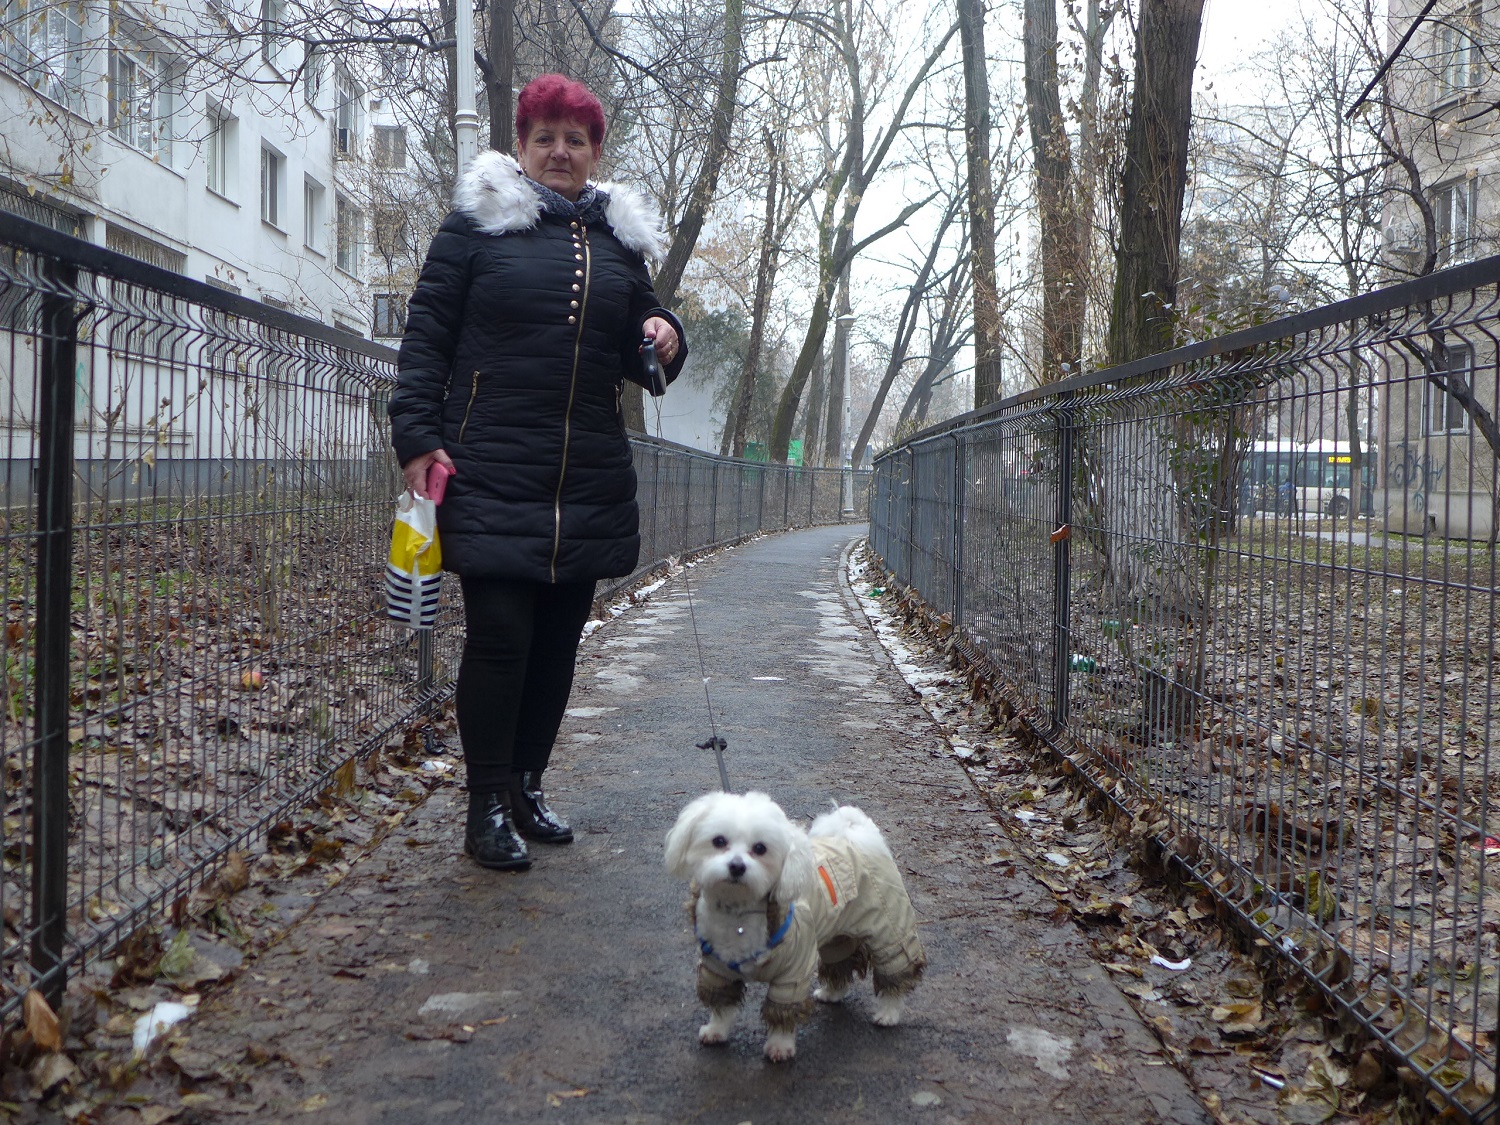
[641,337,668,397]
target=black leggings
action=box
[455,575,596,793]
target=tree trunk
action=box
[851,201,961,467]
[802,346,827,467]
[1105,0,1205,367]
[957,0,1002,408]
[625,0,746,434]
[653,0,745,308]
[1073,0,1113,309]
[767,21,957,462]
[486,0,515,153]
[1024,0,1084,380]
[726,128,781,458]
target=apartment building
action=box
[1381,0,1500,539]
[0,0,370,331]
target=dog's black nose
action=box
[728,858,746,879]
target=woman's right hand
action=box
[402,448,456,498]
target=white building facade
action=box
[1,0,370,332]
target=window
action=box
[260,147,284,228]
[259,0,285,69]
[1428,342,1473,435]
[303,177,324,252]
[205,104,235,196]
[373,125,407,169]
[303,44,323,107]
[109,36,175,161]
[1435,2,1482,100]
[373,293,406,337]
[335,69,362,158]
[1,0,85,111]
[336,193,361,274]
[1433,176,1478,265]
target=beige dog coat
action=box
[696,835,926,1012]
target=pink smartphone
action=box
[426,462,452,505]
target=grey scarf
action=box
[526,177,610,226]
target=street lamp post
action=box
[453,0,479,173]
[834,311,856,516]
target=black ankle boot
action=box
[464,790,531,870]
[509,771,573,843]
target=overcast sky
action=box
[1198,0,1321,99]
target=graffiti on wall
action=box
[1386,441,1447,512]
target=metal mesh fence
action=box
[0,212,865,1025]
[872,257,1500,1119]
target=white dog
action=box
[664,791,926,1062]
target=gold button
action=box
[574,253,583,261]
[575,269,583,278]
[571,283,580,292]
[567,315,577,324]
[570,222,578,229]
[570,300,579,309]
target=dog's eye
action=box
[752,842,768,856]
[712,835,728,849]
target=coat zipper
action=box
[458,369,479,442]
[551,228,591,581]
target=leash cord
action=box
[650,391,730,792]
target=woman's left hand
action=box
[644,317,679,365]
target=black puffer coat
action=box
[389,152,686,583]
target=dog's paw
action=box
[814,983,849,1004]
[872,995,905,1026]
[698,1023,730,1046]
[764,1031,797,1062]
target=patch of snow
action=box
[1006,1025,1074,1080]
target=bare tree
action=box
[1023,0,1085,380]
[956,0,1001,407]
[765,2,955,463]
[1105,0,1205,366]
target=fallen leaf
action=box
[215,852,250,896]
[157,930,194,978]
[300,1094,329,1113]
[333,758,357,798]
[23,989,61,1052]
[30,1050,75,1093]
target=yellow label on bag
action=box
[388,517,442,575]
[387,492,442,629]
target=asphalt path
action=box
[145,525,1212,1124]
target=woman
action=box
[389,73,686,870]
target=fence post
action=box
[651,445,661,557]
[1051,392,1076,731]
[416,631,434,699]
[757,464,766,534]
[953,434,965,628]
[32,260,79,1007]
[710,460,719,543]
[683,456,693,555]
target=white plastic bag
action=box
[385,491,442,629]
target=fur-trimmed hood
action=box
[452,151,666,263]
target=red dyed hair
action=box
[515,74,607,149]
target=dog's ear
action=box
[771,829,818,905]
[664,793,718,879]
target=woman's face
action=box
[518,117,600,201]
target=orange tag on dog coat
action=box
[818,865,839,906]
